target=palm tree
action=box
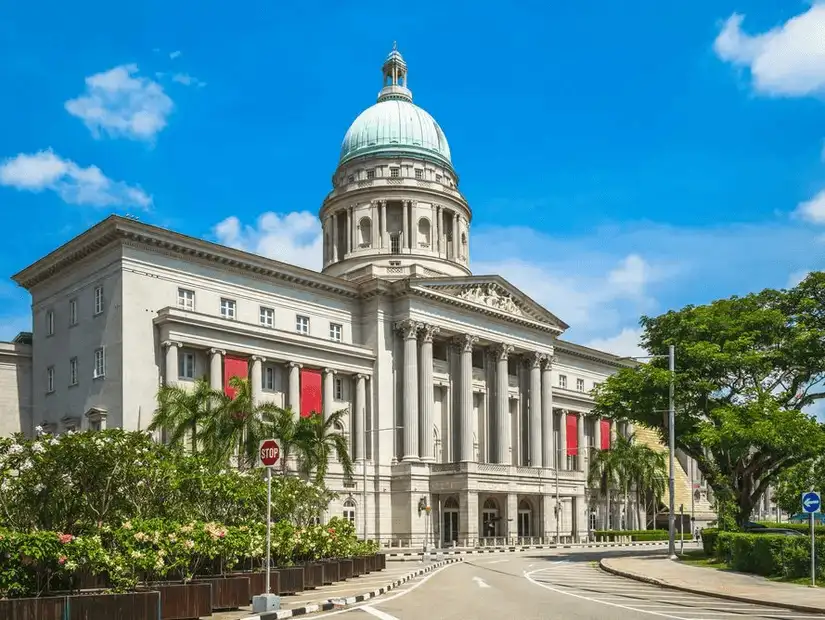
[268,405,309,475]
[629,443,667,530]
[200,376,280,471]
[588,444,621,530]
[149,377,224,453]
[298,409,354,484]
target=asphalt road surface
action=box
[304,548,825,620]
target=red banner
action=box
[600,419,611,450]
[566,414,578,456]
[224,355,248,399]
[300,368,322,417]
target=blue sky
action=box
[2,0,825,365]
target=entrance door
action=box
[442,497,459,544]
[518,511,531,537]
[482,498,499,538]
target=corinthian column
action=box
[541,355,555,468]
[454,334,478,462]
[558,409,568,470]
[529,352,543,468]
[323,368,335,420]
[396,320,421,461]
[419,324,440,461]
[493,343,513,464]
[402,201,410,250]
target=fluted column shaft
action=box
[494,344,513,464]
[541,356,554,468]
[323,368,335,420]
[250,356,264,405]
[288,362,301,413]
[558,409,568,470]
[208,348,224,390]
[419,324,439,461]
[402,202,409,250]
[380,201,388,248]
[163,341,181,385]
[593,415,602,454]
[452,212,459,257]
[577,412,586,471]
[456,334,478,462]
[354,374,366,462]
[397,320,420,461]
[529,353,543,468]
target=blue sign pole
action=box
[802,491,821,587]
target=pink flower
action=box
[58,556,67,565]
[58,533,74,544]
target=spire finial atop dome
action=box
[378,43,412,103]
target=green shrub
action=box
[756,522,825,535]
[593,529,692,542]
[710,531,825,581]
[702,528,719,557]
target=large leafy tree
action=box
[593,272,825,529]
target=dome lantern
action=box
[378,42,412,103]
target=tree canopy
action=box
[592,271,825,528]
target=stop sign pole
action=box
[259,439,281,597]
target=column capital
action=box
[395,319,421,340]
[419,323,441,343]
[493,343,514,360]
[452,333,478,353]
[379,199,387,207]
[250,355,266,363]
[528,351,544,368]
[354,373,368,381]
[542,354,557,370]
[287,361,303,370]
[208,347,225,356]
[162,340,182,349]
[323,367,336,376]
[410,200,418,207]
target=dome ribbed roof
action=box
[339,100,451,167]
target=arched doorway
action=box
[517,499,532,538]
[482,497,500,538]
[443,497,459,543]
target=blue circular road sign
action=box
[802,491,821,514]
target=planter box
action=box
[321,560,340,584]
[273,567,304,595]
[0,596,66,620]
[149,583,212,620]
[303,563,324,589]
[376,553,387,570]
[194,576,250,611]
[352,558,369,577]
[228,572,279,600]
[338,559,354,580]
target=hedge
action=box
[756,522,825,535]
[704,531,825,581]
[593,530,693,542]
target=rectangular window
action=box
[296,315,310,335]
[329,322,343,342]
[260,306,274,328]
[263,366,275,390]
[178,288,195,310]
[69,357,78,386]
[90,419,102,432]
[414,169,423,180]
[436,174,442,183]
[390,234,401,254]
[46,366,55,393]
[347,174,354,183]
[94,286,104,315]
[69,299,77,326]
[335,377,344,401]
[576,378,585,392]
[93,347,105,379]
[366,169,375,180]
[220,298,236,320]
[558,374,567,389]
[46,310,54,336]
[179,352,195,379]
[390,167,400,178]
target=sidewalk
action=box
[385,539,678,560]
[600,555,825,615]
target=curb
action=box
[598,559,825,616]
[241,557,463,620]
[386,540,673,560]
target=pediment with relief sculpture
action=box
[406,276,569,333]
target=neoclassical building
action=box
[2,47,713,544]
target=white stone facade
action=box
[1,47,711,545]
[0,334,32,436]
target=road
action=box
[304,548,825,620]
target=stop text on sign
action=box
[259,439,281,468]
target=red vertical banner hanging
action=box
[566,414,578,456]
[300,368,322,417]
[223,355,248,399]
[600,419,611,450]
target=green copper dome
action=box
[338,46,452,169]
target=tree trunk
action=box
[635,488,643,531]
[623,487,629,530]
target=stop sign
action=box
[259,439,281,468]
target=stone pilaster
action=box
[287,361,301,413]
[250,356,265,405]
[323,368,335,420]
[208,348,224,390]
[558,409,568,470]
[396,319,421,461]
[354,374,367,462]
[162,341,181,386]
[541,355,554,468]
[454,333,478,462]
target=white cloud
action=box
[64,64,173,141]
[585,327,646,358]
[169,50,182,59]
[213,211,322,271]
[0,149,151,208]
[172,73,206,88]
[714,5,825,96]
[795,190,825,224]
[0,314,31,342]
[787,269,812,288]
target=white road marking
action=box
[484,559,509,565]
[472,576,491,588]
[361,605,400,620]
[308,562,460,618]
